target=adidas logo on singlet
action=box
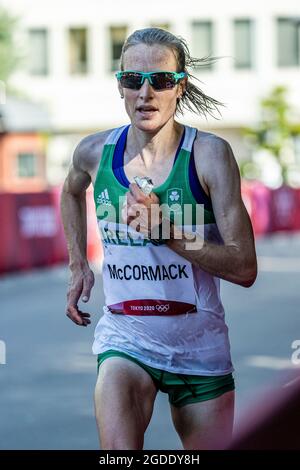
[97,188,111,206]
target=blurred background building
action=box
[0,1,300,451]
[0,0,300,188]
[0,96,49,192]
[0,0,300,272]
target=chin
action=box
[133,118,165,133]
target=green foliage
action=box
[239,159,261,181]
[242,86,299,183]
[0,7,20,83]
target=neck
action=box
[126,118,184,168]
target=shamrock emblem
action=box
[169,190,180,202]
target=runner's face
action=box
[120,44,184,132]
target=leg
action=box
[94,356,158,450]
[170,390,235,450]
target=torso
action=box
[122,148,179,189]
[91,124,233,376]
[86,126,213,199]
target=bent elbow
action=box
[241,277,256,288]
[240,263,257,288]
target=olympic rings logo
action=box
[155,304,170,312]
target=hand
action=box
[66,266,95,326]
[121,182,162,238]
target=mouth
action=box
[137,106,158,113]
[136,106,158,118]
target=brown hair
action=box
[119,27,225,120]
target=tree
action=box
[0,7,20,84]
[242,86,300,184]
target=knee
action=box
[94,385,145,450]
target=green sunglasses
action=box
[115,70,187,90]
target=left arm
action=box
[167,136,257,287]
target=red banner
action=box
[269,185,300,233]
[0,182,299,274]
[0,191,68,273]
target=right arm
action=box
[60,141,95,326]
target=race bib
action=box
[99,221,197,316]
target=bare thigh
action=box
[94,356,158,450]
[170,390,235,450]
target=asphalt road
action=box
[0,233,299,449]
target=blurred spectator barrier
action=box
[269,185,300,232]
[0,187,100,273]
[0,182,299,273]
[241,181,300,235]
[242,180,272,236]
[0,189,68,273]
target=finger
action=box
[67,280,83,306]
[126,192,136,206]
[67,305,85,325]
[81,273,95,302]
[129,183,147,202]
[127,205,141,218]
[122,202,136,225]
[128,217,141,233]
[67,313,91,327]
[77,310,91,318]
[78,311,91,327]
[66,312,83,326]
[150,191,160,204]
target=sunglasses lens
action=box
[151,72,177,90]
[119,72,180,90]
[119,72,142,89]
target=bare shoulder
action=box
[193,130,240,190]
[73,128,115,179]
[194,130,235,166]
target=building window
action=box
[69,28,88,74]
[277,18,300,67]
[234,19,253,69]
[17,153,37,178]
[191,21,214,71]
[110,26,127,71]
[150,23,170,31]
[28,29,48,75]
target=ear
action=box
[177,76,187,99]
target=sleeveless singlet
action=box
[92,124,234,376]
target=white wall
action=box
[2,0,299,133]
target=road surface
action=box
[0,233,299,449]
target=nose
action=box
[139,78,154,99]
